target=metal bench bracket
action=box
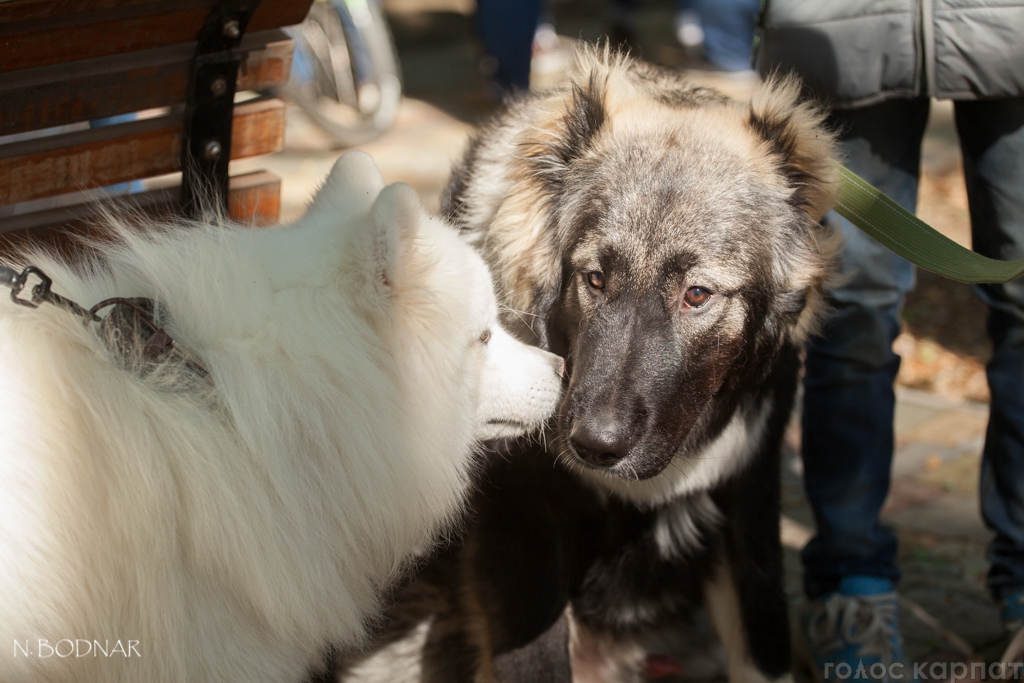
[181,0,264,217]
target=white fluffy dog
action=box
[0,152,563,683]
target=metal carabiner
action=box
[1,265,21,294]
[2,265,45,308]
[2,265,99,320]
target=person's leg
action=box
[696,0,760,72]
[801,98,930,599]
[476,0,546,92]
[953,98,1024,615]
[798,98,929,683]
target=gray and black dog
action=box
[337,46,841,683]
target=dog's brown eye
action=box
[586,271,606,290]
[683,286,712,308]
[479,329,492,344]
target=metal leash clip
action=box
[2,264,209,381]
[2,264,99,320]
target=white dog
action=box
[0,152,563,683]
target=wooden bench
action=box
[0,0,314,253]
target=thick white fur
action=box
[0,152,562,683]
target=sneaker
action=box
[799,576,914,683]
[1000,592,1024,664]
[1001,591,1024,633]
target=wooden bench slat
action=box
[1,30,293,136]
[0,0,309,32]
[223,169,282,225]
[0,171,283,257]
[228,98,286,158]
[0,6,212,73]
[0,99,285,206]
[1,0,147,25]
[0,0,311,73]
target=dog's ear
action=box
[481,71,607,344]
[254,152,386,288]
[747,75,843,343]
[746,75,839,222]
[306,151,385,221]
[517,74,607,198]
[358,182,422,296]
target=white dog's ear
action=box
[358,182,422,294]
[306,151,385,220]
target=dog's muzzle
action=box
[568,408,631,468]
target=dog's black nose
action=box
[569,420,630,468]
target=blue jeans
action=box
[476,0,546,92]
[801,97,1024,601]
[698,0,759,72]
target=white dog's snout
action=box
[530,345,565,388]
[474,327,564,442]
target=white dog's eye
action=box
[479,329,492,344]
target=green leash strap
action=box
[835,165,1024,285]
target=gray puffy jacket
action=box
[758,0,1024,107]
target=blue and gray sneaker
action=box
[1001,591,1024,633]
[1001,592,1024,663]
[798,576,914,683]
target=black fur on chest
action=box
[434,344,797,673]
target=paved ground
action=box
[235,0,1006,674]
